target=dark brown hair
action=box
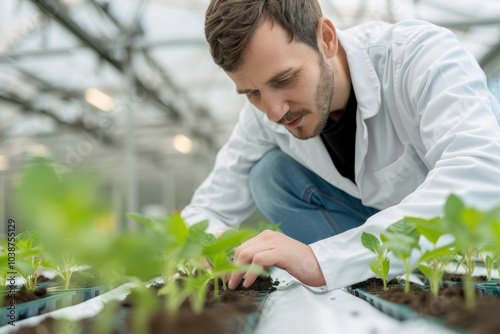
[205,0,323,72]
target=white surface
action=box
[2,268,493,334]
[256,268,459,334]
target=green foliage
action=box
[127,212,260,316]
[382,219,421,293]
[0,240,11,287]
[361,232,390,290]
[488,214,500,282]
[403,216,454,298]
[441,194,500,311]
[14,158,265,322]
[42,254,78,290]
[13,231,44,293]
[417,244,455,298]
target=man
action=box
[181,0,500,290]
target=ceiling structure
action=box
[1,0,499,155]
[0,0,499,218]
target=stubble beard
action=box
[291,56,335,140]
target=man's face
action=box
[227,20,335,140]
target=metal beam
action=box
[0,38,206,61]
[141,50,215,148]
[23,0,218,148]
[87,0,126,33]
[0,90,166,169]
[0,90,111,145]
[28,0,189,123]
[16,67,82,99]
[30,0,124,71]
[133,37,207,50]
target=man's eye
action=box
[277,77,292,84]
[247,91,260,99]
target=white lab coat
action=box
[182,20,500,290]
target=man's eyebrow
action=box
[236,67,296,95]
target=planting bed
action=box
[8,276,279,334]
[348,278,500,333]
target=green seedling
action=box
[488,214,500,281]
[441,194,499,311]
[493,251,500,282]
[180,274,211,314]
[14,231,44,293]
[381,219,421,293]
[418,246,455,298]
[42,253,78,290]
[128,212,260,317]
[127,281,161,334]
[404,216,454,298]
[477,241,495,281]
[361,232,390,291]
[0,240,11,288]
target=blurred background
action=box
[1,0,500,236]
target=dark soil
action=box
[2,286,48,307]
[13,275,279,334]
[442,273,488,282]
[352,279,500,333]
[350,277,403,294]
[131,275,278,334]
[36,275,55,283]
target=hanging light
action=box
[0,155,8,171]
[29,144,48,157]
[85,88,114,112]
[173,134,193,154]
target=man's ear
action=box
[316,17,338,59]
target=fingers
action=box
[228,241,273,289]
[228,230,282,289]
[240,250,278,288]
[228,249,279,289]
[232,230,277,264]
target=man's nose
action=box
[261,91,289,123]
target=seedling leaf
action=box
[386,219,420,241]
[383,258,390,277]
[369,261,383,277]
[200,233,216,246]
[361,232,380,254]
[187,220,209,241]
[419,245,453,263]
[165,214,188,246]
[486,255,493,268]
[15,260,35,277]
[417,264,433,278]
[405,216,445,244]
[445,194,465,221]
[202,229,252,255]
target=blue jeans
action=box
[249,150,379,245]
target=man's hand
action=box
[227,230,326,289]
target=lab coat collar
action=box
[337,26,382,120]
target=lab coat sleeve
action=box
[181,103,278,234]
[310,23,500,290]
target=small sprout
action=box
[442,194,498,311]
[406,216,454,298]
[381,219,421,294]
[361,232,390,291]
